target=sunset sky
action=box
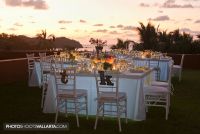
[0,0,200,47]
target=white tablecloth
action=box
[31,61,153,121]
[133,58,173,81]
[43,72,153,121]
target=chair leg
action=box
[41,86,44,108]
[85,96,88,120]
[94,102,100,130]
[117,102,122,132]
[65,100,68,117]
[55,100,59,123]
[74,99,80,127]
[125,99,128,124]
[102,103,104,120]
[165,94,169,120]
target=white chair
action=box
[53,67,88,127]
[144,64,171,120]
[148,58,161,81]
[26,53,35,86]
[94,70,127,132]
[151,63,174,95]
[39,52,46,58]
[144,85,170,120]
[173,54,185,82]
[40,56,52,108]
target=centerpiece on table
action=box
[92,53,116,71]
[89,38,107,58]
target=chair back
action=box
[94,70,119,98]
[53,67,77,97]
[39,52,46,58]
[167,63,173,89]
[148,58,160,81]
[26,53,35,73]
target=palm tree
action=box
[36,29,55,49]
[157,30,173,52]
[168,29,193,53]
[137,22,158,50]
[110,38,133,49]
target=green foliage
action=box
[136,22,200,54]
[0,32,82,51]
[111,38,134,49]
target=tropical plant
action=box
[89,38,107,48]
[110,38,134,49]
[36,29,55,49]
[137,22,158,50]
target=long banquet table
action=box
[133,57,173,81]
[30,61,154,121]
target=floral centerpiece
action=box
[89,38,107,57]
[92,53,116,71]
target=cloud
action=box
[94,29,107,33]
[14,22,23,27]
[8,27,17,31]
[183,0,200,1]
[151,15,170,21]
[5,0,21,6]
[195,20,200,23]
[60,27,66,30]
[139,3,150,7]
[30,21,36,23]
[58,20,72,24]
[117,24,123,28]
[4,0,48,10]
[110,26,115,28]
[185,18,192,21]
[180,28,200,34]
[162,0,194,8]
[122,26,136,31]
[23,0,48,10]
[80,19,87,23]
[109,31,120,34]
[93,24,103,26]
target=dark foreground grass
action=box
[0,70,200,134]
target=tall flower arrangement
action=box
[89,38,107,57]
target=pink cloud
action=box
[139,3,150,7]
[58,20,72,24]
[60,27,66,30]
[110,26,115,28]
[4,0,48,10]
[162,0,194,8]
[109,31,120,34]
[93,24,104,26]
[80,19,87,23]
[94,29,107,33]
[14,22,23,27]
[117,24,123,28]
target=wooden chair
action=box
[143,64,172,120]
[26,53,35,86]
[172,54,185,82]
[53,67,88,127]
[94,70,127,132]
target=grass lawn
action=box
[0,69,200,134]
